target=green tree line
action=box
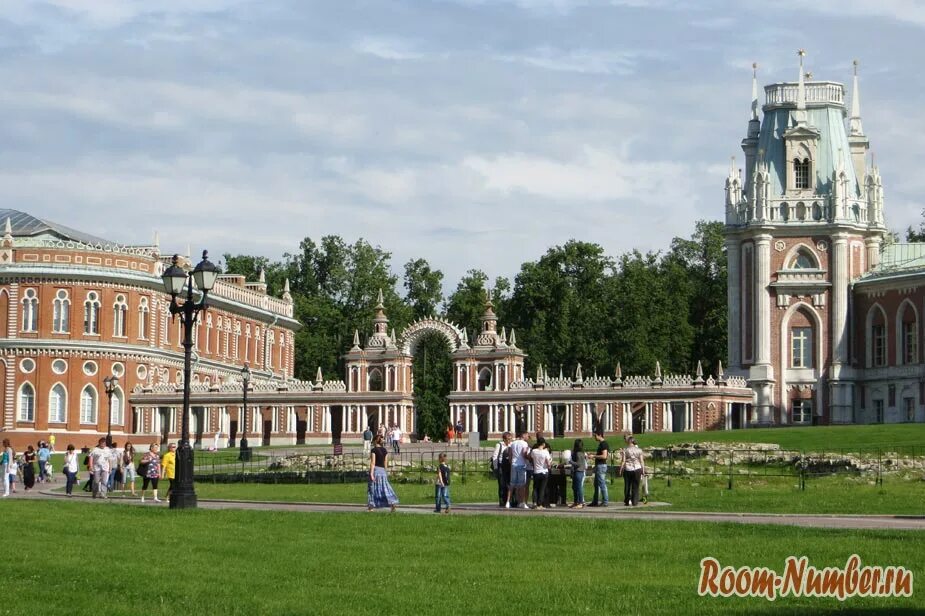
[222,220,727,437]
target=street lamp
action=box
[103,375,118,447]
[239,364,252,462]
[161,250,218,509]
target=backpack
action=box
[501,446,513,469]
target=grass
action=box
[544,423,925,453]
[5,500,924,615]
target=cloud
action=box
[352,36,425,61]
[499,47,642,75]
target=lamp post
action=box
[239,364,252,462]
[103,375,118,447]
[161,250,219,509]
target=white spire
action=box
[750,62,759,120]
[3,217,10,236]
[794,49,807,125]
[849,59,864,136]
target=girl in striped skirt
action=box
[367,434,399,512]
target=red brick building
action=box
[724,55,923,426]
[0,209,298,449]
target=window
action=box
[791,327,813,368]
[53,290,70,333]
[790,250,816,269]
[889,384,896,407]
[21,288,38,332]
[80,386,97,424]
[872,324,886,367]
[368,368,384,391]
[792,400,812,424]
[111,388,124,425]
[902,312,918,365]
[113,294,127,337]
[873,399,884,424]
[794,158,810,189]
[18,383,35,421]
[138,297,148,339]
[83,291,100,334]
[904,397,915,422]
[49,384,66,423]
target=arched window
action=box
[49,384,67,423]
[266,330,274,369]
[900,302,918,365]
[113,294,127,337]
[244,324,251,362]
[477,367,493,391]
[205,314,213,354]
[53,289,70,333]
[869,306,887,368]
[368,368,384,392]
[21,288,38,332]
[794,158,810,189]
[111,387,124,425]
[138,297,149,339]
[789,249,818,269]
[80,386,97,424]
[84,291,100,334]
[18,382,35,421]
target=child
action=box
[434,453,451,514]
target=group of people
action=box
[446,420,466,445]
[490,430,647,510]
[1,438,53,496]
[2,436,180,504]
[363,424,403,456]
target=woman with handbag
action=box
[139,443,162,503]
[21,445,36,491]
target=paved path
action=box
[14,488,925,531]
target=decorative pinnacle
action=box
[750,62,759,121]
[376,288,384,309]
[3,217,11,235]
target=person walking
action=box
[48,434,56,453]
[505,430,530,509]
[89,438,111,499]
[162,443,177,499]
[63,444,80,496]
[530,439,551,509]
[21,445,36,491]
[619,437,646,507]
[2,439,14,496]
[434,452,451,514]
[569,438,587,509]
[362,427,373,455]
[139,443,162,503]
[367,435,398,512]
[491,432,512,507]
[122,443,137,496]
[587,432,610,507]
[82,447,94,493]
[391,425,402,454]
[37,441,51,483]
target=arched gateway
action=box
[339,291,526,439]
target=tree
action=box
[505,241,615,376]
[445,269,489,341]
[412,332,453,439]
[403,258,444,320]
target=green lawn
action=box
[5,500,922,615]
[545,423,925,453]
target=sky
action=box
[1,0,924,294]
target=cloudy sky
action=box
[1,0,924,292]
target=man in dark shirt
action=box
[588,432,609,506]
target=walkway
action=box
[16,488,925,531]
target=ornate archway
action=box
[398,318,467,356]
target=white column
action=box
[865,237,881,272]
[751,234,774,426]
[727,239,741,370]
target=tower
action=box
[725,51,887,426]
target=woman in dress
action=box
[367,435,398,512]
[121,442,137,496]
[63,444,80,496]
[140,443,162,503]
[21,445,36,491]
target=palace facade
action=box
[725,54,925,426]
[0,209,299,449]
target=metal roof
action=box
[0,208,114,246]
